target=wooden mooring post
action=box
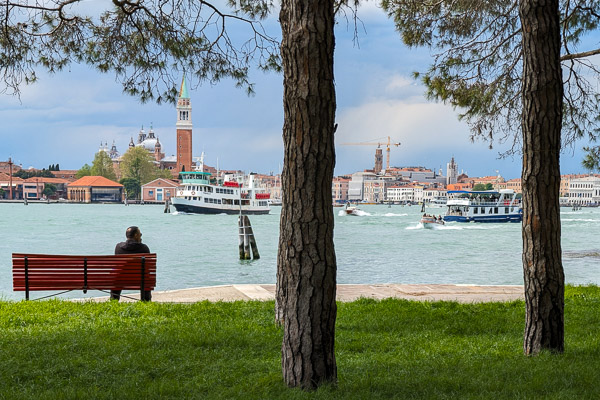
[238,215,260,260]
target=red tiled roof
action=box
[0,172,24,182]
[142,178,179,188]
[68,176,123,187]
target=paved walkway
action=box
[82,284,524,303]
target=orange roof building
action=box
[67,176,124,203]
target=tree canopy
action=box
[381,0,600,154]
[75,164,92,179]
[91,151,117,181]
[0,0,280,101]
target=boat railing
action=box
[468,199,522,207]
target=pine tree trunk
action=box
[519,0,564,355]
[277,0,338,389]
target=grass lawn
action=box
[1,285,599,399]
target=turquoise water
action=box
[1,203,599,300]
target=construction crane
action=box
[341,136,401,173]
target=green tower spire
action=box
[179,76,189,99]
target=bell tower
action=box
[176,76,193,174]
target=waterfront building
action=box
[67,176,124,203]
[0,172,23,199]
[471,175,506,190]
[423,187,448,203]
[22,177,71,200]
[567,175,600,206]
[560,174,589,197]
[348,171,377,202]
[141,178,179,203]
[363,180,386,203]
[387,184,419,203]
[253,173,282,203]
[332,176,350,204]
[505,178,522,193]
[447,182,473,191]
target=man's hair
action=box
[126,226,139,239]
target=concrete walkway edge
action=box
[80,284,524,303]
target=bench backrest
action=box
[12,253,157,291]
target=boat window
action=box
[489,208,493,214]
[494,207,499,214]
[473,207,478,214]
[505,207,509,214]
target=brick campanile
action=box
[176,76,193,173]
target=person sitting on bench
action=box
[111,226,152,301]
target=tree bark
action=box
[519,0,564,355]
[277,0,337,389]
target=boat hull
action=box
[173,202,270,215]
[443,214,522,223]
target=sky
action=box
[0,3,597,180]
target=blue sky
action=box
[0,3,596,180]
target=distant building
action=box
[505,178,522,193]
[387,184,420,203]
[560,174,588,197]
[22,177,71,200]
[67,176,124,203]
[447,182,472,191]
[0,172,24,199]
[348,171,377,202]
[423,188,448,203]
[51,170,78,181]
[568,175,600,206]
[141,178,179,203]
[332,176,350,204]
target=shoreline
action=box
[73,283,525,303]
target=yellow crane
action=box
[341,136,401,172]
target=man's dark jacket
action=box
[115,240,150,255]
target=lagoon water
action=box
[1,203,599,301]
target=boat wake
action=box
[406,223,454,230]
[563,250,600,259]
[338,209,371,217]
[383,213,408,217]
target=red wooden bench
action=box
[12,253,157,301]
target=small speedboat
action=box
[420,215,445,229]
[345,204,361,216]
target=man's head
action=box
[126,226,142,242]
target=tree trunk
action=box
[519,0,564,355]
[277,0,337,389]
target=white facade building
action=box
[387,185,420,203]
[568,176,600,205]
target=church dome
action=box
[137,138,158,151]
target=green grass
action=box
[1,286,599,399]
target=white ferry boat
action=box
[171,171,271,215]
[444,189,522,223]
